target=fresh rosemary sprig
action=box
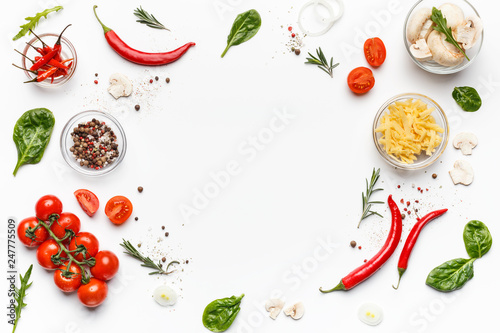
[133,7,169,31]
[358,168,384,228]
[120,239,179,275]
[305,47,339,78]
[12,265,33,333]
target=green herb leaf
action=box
[221,9,261,58]
[13,6,63,41]
[358,168,384,227]
[430,7,469,61]
[426,258,475,292]
[12,265,33,333]
[463,220,492,258]
[305,47,339,78]
[452,86,482,112]
[202,294,245,332]
[13,108,55,176]
[133,6,169,31]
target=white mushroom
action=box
[284,302,305,320]
[107,73,133,99]
[449,160,474,185]
[410,38,433,62]
[265,299,284,320]
[427,30,464,66]
[455,15,483,49]
[453,132,478,155]
[438,3,465,29]
[406,8,432,44]
[419,19,434,40]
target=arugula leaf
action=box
[13,265,33,333]
[13,6,63,41]
[430,7,469,61]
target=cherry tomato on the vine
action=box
[105,196,133,225]
[74,189,99,217]
[50,212,81,240]
[90,251,119,281]
[77,278,108,307]
[35,195,63,221]
[37,239,68,270]
[17,217,49,247]
[364,37,386,67]
[54,262,82,292]
[69,232,99,262]
[347,67,375,94]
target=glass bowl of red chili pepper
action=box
[60,110,127,176]
[373,93,449,170]
[21,32,77,87]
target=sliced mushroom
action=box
[455,15,483,49]
[438,3,465,29]
[453,132,478,155]
[410,38,433,62]
[407,8,432,44]
[107,73,133,99]
[427,30,464,67]
[284,302,305,320]
[265,299,284,320]
[449,160,474,185]
[419,19,434,40]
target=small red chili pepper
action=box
[392,208,447,289]
[53,24,71,58]
[30,49,57,71]
[320,195,402,293]
[93,6,195,66]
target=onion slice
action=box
[153,285,178,306]
[298,0,344,37]
[357,302,383,326]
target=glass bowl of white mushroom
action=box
[404,0,483,74]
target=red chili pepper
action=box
[93,6,195,66]
[320,195,403,293]
[393,208,447,289]
[53,24,71,59]
[30,49,58,71]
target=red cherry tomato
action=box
[74,189,100,217]
[78,278,108,307]
[35,195,63,221]
[364,37,386,67]
[69,232,99,262]
[90,250,119,281]
[17,217,49,247]
[105,196,133,225]
[36,239,68,270]
[50,212,81,240]
[347,67,375,94]
[54,262,82,292]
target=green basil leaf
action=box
[426,258,475,292]
[221,9,261,58]
[202,294,244,332]
[463,220,492,258]
[452,86,482,112]
[13,108,55,176]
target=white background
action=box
[1,0,499,332]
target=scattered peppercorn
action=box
[364,259,367,263]
[134,217,138,221]
[291,33,296,38]
[155,76,159,81]
[95,73,98,77]
[165,232,169,237]
[138,243,142,248]
[94,80,98,84]
[161,257,166,262]
[401,214,406,220]
[135,105,140,111]
[294,48,301,55]
[432,173,437,179]
[350,240,357,248]
[149,79,153,83]
[185,260,189,264]
[358,246,362,250]
[161,226,165,230]
[138,186,143,193]
[166,77,170,83]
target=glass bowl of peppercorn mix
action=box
[60,110,127,176]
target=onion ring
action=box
[298,0,344,37]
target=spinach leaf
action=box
[202,294,244,332]
[452,86,482,112]
[426,258,475,292]
[463,220,492,258]
[13,108,55,176]
[221,9,261,58]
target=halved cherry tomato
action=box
[35,195,63,221]
[37,239,67,270]
[364,37,386,67]
[90,250,119,281]
[347,67,375,94]
[69,232,99,262]
[74,189,99,217]
[50,212,81,240]
[54,262,82,292]
[78,278,108,307]
[17,217,49,247]
[105,196,133,225]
